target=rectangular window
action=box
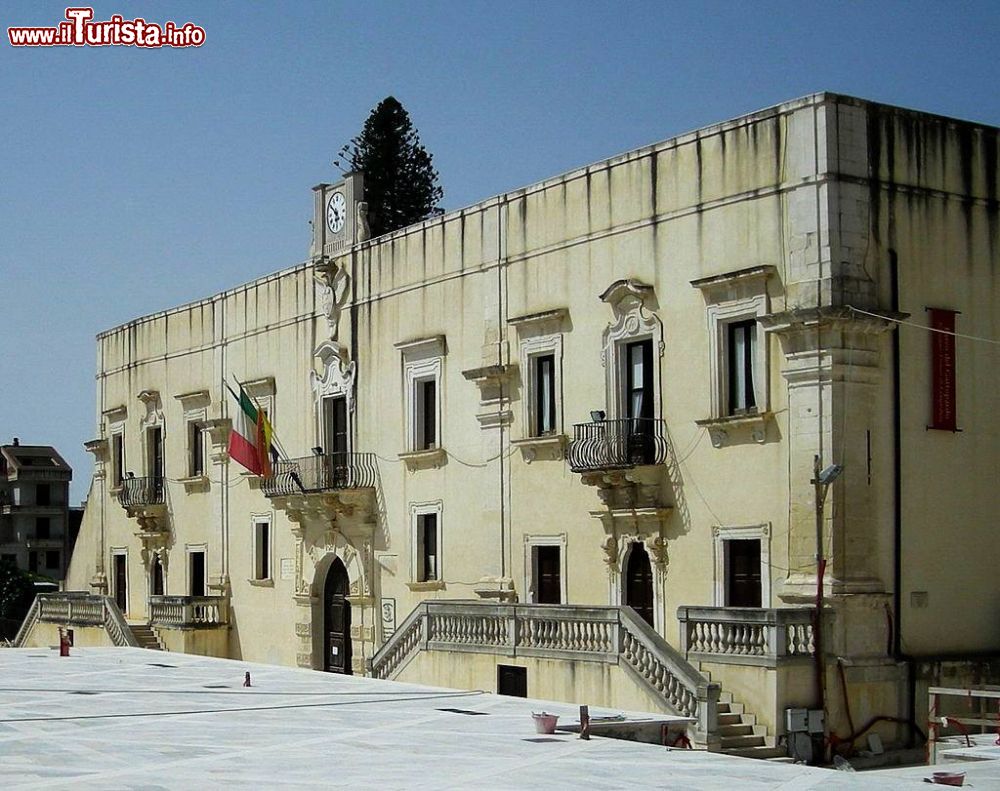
[35,517,51,540]
[416,378,437,450]
[534,354,557,436]
[417,513,438,582]
[36,483,50,506]
[112,432,124,487]
[189,550,206,597]
[254,520,271,581]
[727,320,757,414]
[28,551,38,573]
[45,550,60,570]
[1,553,16,565]
[189,422,204,477]
[397,336,445,455]
[497,664,527,697]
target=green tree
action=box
[338,96,444,238]
[0,558,36,640]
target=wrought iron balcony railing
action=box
[567,418,668,472]
[261,452,377,498]
[119,476,165,508]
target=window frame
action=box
[110,429,125,490]
[397,337,446,456]
[712,523,771,608]
[186,544,208,597]
[520,333,564,439]
[691,266,773,423]
[523,533,568,605]
[251,514,273,584]
[408,501,444,590]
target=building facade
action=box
[0,441,73,579]
[56,93,1000,750]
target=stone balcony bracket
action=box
[398,447,447,472]
[511,434,567,463]
[695,411,772,448]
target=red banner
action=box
[928,308,958,431]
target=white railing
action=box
[149,595,228,627]
[16,592,140,648]
[677,606,817,667]
[371,601,719,743]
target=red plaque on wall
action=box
[927,307,959,431]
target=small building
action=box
[32,92,1000,756]
[0,440,73,579]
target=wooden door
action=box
[114,554,127,613]
[324,558,352,674]
[189,551,206,597]
[726,540,762,607]
[535,546,561,604]
[625,542,654,627]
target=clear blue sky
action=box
[2,0,999,501]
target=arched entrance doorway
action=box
[624,542,655,628]
[323,557,352,674]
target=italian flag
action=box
[228,386,274,476]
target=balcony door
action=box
[322,395,349,488]
[625,339,654,464]
[324,557,352,674]
[625,542,654,628]
[147,426,164,502]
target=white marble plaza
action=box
[0,647,988,789]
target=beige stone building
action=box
[20,92,1000,756]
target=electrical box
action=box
[785,708,808,733]
[807,709,825,734]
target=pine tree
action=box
[338,97,444,238]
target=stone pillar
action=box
[84,438,109,594]
[205,419,231,597]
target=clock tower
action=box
[311,171,366,260]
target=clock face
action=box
[326,192,347,234]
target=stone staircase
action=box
[128,623,164,651]
[715,691,786,760]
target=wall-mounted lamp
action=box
[312,446,324,456]
[590,410,606,423]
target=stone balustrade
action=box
[371,601,718,743]
[23,592,140,648]
[149,595,228,627]
[676,606,817,667]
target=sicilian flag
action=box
[228,386,275,476]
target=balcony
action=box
[149,595,229,628]
[117,476,167,537]
[676,606,817,667]
[119,476,165,508]
[568,418,668,473]
[261,453,377,498]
